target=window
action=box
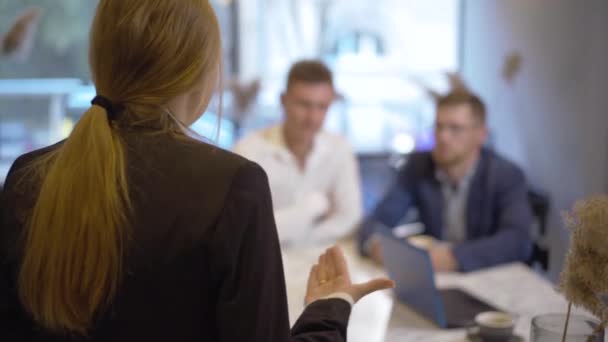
[1,2,96,181]
[0,0,459,181]
[0,1,238,181]
[237,0,461,153]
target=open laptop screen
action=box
[376,231,498,328]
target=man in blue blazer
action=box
[358,92,532,272]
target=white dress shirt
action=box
[234,124,363,246]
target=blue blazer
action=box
[358,148,533,272]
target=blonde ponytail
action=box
[18,104,130,334]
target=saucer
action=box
[467,330,523,342]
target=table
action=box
[282,239,590,342]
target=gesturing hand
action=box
[304,245,395,305]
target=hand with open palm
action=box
[304,245,395,305]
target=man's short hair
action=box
[286,60,334,90]
[437,91,486,124]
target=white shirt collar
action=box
[435,158,479,191]
[263,124,326,167]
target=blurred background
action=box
[1,0,607,281]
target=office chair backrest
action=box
[527,188,550,270]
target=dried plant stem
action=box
[562,302,572,342]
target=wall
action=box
[462,0,608,278]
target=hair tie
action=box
[91,95,123,121]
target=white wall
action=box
[462,0,608,278]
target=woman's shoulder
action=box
[180,139,268,191]
[172,137,256,175]
[128,133,267,195]
[3,141,63,188]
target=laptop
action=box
[376,230,499,329]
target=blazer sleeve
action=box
[0,156,36,341]
[211,161,351,342]
[452,166,533,271]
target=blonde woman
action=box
[0,1,393,341]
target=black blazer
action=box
[0,125,351,341]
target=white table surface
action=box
[282,239,590,342]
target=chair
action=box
[527,188,550,271]
[358,153,399,214]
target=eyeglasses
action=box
[434,122,477,135]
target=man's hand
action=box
[305,245,394,305]
[429,244,459,272]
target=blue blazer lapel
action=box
[466,151,488,239]
[419,179,444,240]
[466,177,482,239]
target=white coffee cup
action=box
[474,311,516,341]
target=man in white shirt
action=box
[234,60,362,246]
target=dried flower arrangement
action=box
[226,78,260,135]
[419,71,472,101]
[559,195,608,341]
[1,7,43,62]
